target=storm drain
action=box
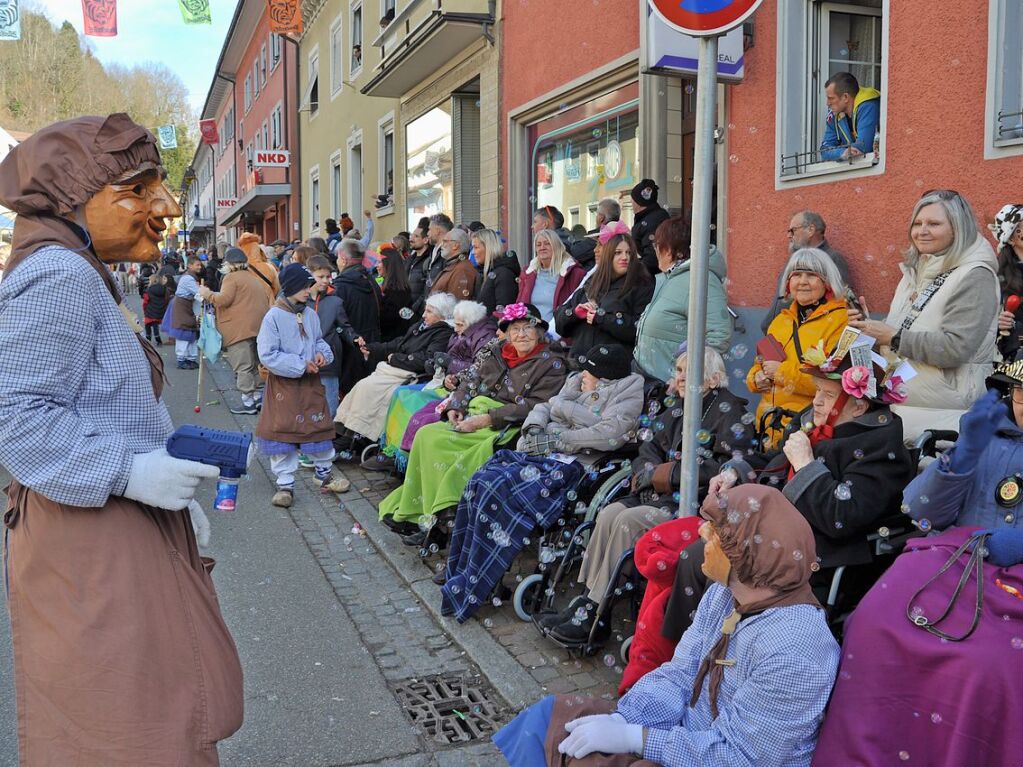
[393,672,502,746]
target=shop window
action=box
[330,16,344,97]
[406,104,453,231]
[309,166,321,230]
[351,3,363,76]
[330,151,342,220]
[777,0,887,182]
[532,107,640,231]
[987,0,1023,154]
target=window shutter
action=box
[777,0,809,169]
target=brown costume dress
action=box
[0,114,243,766]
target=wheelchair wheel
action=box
[513,574,544,621]
[360,442,379,463]
[620,635,633,665]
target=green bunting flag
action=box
[178,0,211,25]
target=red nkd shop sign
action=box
[254,150,290,168]
[650,0,762,36]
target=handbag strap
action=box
[905,532,989,642]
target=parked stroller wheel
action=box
[620,635,633,665]
[361,443,379,463]
[513,574,544,621]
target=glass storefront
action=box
[405,104,453,231]
[529,86,640,235]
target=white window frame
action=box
[243,73,252,113]
[377,112,395,216]
[381,0,395,16]
[269,32,282,70]
[305,45,320,119]
[271,101,283,149]
[330,149,343,221]
[774,0,889,188]
[261,120,269,154]
[350,2,364,79]
[260,45,268,86]
[329,14,345,99]
[252,59,260,99]
[568,206,581,228]
[347,128,364,220]
[587,202,599,230]
[309,165,321,232]
[985,0,1023,158]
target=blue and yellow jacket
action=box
[820,87,881,161]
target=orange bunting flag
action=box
[266,0,302,36]
[81,0,117,36]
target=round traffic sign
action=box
[650,0,763,37]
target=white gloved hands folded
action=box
[558,712,643,759]
[122,448,220,511]
[188,499,211,548]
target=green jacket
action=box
[633,246,732,383]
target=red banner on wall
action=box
[81,0,117,37]
[198,119,219,145]
[266,0,302,36]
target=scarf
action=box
[501,341,546,369]
[276,297,308,337]
[690,485,820,719]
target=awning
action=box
[361,11,492,98]
[220,184,290,227]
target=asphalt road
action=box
[0,297,429,766]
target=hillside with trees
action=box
[0,7,196,190]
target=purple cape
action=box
[812,526,1023,766]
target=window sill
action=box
[777,153,883,189]
[350,65,364,80]
[985,138,1023,160]
[375,204,395,217]
[330,86,344,102]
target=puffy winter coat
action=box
[904,415,1023,531]
[519,372,645,454]
[406,247,433,311]
[430,256,478,300]
[634,246,732,384]
[379,286,414,342]
[554,274,654,355]
[314,291,352,378]
[445,317,498,376]
[143,281,170,321]
[884,235,999,438]
[333,264,382,343]
[747,296,847,444]
[367,320,453,376]
[477,252,521,315]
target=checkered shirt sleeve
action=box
[0,247,173,507]
[617,583,840,767]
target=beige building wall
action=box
[298,0,403,243]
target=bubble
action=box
[741,412,755,425]
[919,495,929,504]
[492,596,502,607]
[834,484,852,501]
[718,401,732,413]
[793,550,804,560]
[566,490,577,501]
[1012,637,1023,650]
[637,428,654,442]
[728,154,739,163]
[697,429,712,444]
[520,466,541,481]
[684,585,695,596]
[917,518,932,532]
[399,307,414,320]
[899,752,910,761]
[603,654,616,667]
[930,712,942,724]
[853,449,864,460]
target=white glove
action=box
[188,500,211,548]
[558,712,644,759]
[122,449,220,510]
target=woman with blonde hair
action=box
[473,228,520,315]
[516,228,585,330]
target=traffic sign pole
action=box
[678,34,718,518]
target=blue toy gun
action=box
[166,425,252,512]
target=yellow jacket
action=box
[747,298,849,445]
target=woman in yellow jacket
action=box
[748,247,849,446]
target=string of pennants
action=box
[0,0,303,42]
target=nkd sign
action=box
[254,149,291,168]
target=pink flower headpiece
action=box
[881,375,909,405]
[500,303,529,323]
[841,366,872,399]
[598,220,631,245]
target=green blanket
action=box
[378,396,517,524]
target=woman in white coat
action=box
[850,189,999,439]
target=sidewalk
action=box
[206,358,628,712]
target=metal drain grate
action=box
[393,672,501,745]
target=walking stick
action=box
[195,346,204,413]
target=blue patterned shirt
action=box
[0,247,174,507]
[617,583,839,767]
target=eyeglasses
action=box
[507,325,539,337]
[922,189,962,200]
[786,224,808,236]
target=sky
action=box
[25,0,235,112]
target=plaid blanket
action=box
[441,449,585,623]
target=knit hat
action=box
[224,247,247,264]
[631,178,659,206]
[497,302,548,332]
[580,343,632,381]
[990,204,1023,247]
[279,263,315,297]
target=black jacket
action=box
[138,263,156,297]
[205,258,223,293]
[631,387,756,501]
[314,292,353,377]
[143,282,170,321]
[332,264,382,343]
[380,286,415,342]
[568,237,598,272]
[367,321,454,376]
[406,246,432,312]
[728,407,914,568]
[554,274,654,356]
[476,252,521,315]
[631,205,671,277]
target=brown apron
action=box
[171,293,198,331]
[2,336,243,766]
[544,696,661,767]
[255,372,335,445]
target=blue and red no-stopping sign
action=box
[650,0,763,36]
